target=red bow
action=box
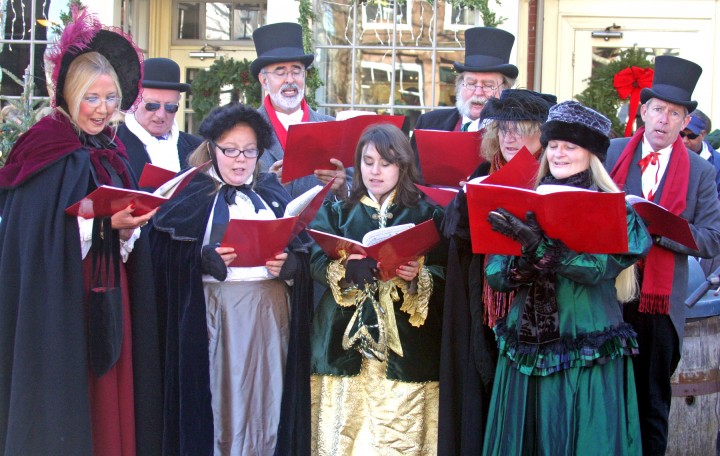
[613,66,654,137]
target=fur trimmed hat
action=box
[540,101,611,160]
[480,89,557,123]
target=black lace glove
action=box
[278,250,299,281]
[487,208,544,254]
[536,238,571,273]
[509,255,540,283]
[201,244,228,281]
[344,258,378,287]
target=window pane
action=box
[178,3,201,39]
[205,3,232,40]
[232,5,265,39]
[317,0,356,46]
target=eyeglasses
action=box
[82,96,120,108]
[462,82,500,94]
[261,67,306,79]
[142,99,180,113]
[212,141,259,159]
[680,131,700,140]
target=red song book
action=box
[138,163,179,189]
[416,184,459,207]
[414,129,484,187]
[281,115,405,183]
[307,219,440,281]
[65,160,211,219]
[466,183,628,255]
[221,178,335,267]
[479,146,539,189]
[626,195,698,250]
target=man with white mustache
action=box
[410,27,518,170]
[251,22,348,199]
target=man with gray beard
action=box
[251,22,348,199]
[410,27,518,178]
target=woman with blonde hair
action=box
[482,101,651,455]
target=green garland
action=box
[575,48,653,137]
[190,57,262,123]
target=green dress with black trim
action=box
[482,202,651,456]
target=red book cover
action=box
[414,129,484,187]
[416,184,459,207]
[222,217,299,267]
[286,177,335,238]
[626,195,698,250]
[281,115,405,183]
[466,183,628,255]
[307,219,440,281]
[66,161,210,219]
[480,146,539,189]
[138,163,178,189]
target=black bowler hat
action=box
[142,58,190,92]
[480,89,557,123]
[250,22,315,80]
[640,55,702,113]
[453,27,518,79]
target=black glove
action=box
[278,250,299,281]
[509,255,540,283]
[344,258,378,287]
[201,244,228,281]
[487,208,543,253]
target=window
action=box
[175,0,267,42]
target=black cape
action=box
[0,147,163,455]
[150,171,313,456]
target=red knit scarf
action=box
[262,94,310,151]
[609,126,689,314]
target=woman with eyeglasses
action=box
[149,102,314,455]
[0,8,163,455]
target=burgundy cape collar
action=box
[0,112,126,188]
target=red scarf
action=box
[262,95,310,151]
[609,126,689,314]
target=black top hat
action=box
[480,89,557,123]
[453,27,518,79]
[142,58,190,92]
[250,22,314,80]
[640,55,702,113]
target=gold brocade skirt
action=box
[311,358,439,456]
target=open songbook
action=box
[307,218,440,281]
[413,129,484,187]
[65,160,211,219]
[137,163,179,189]
[221,178,334,267]
[281,115,405,183]
[466,183,629,255]
[626,195,698,250]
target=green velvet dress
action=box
[308,195,447,455]
[482,202,651,456]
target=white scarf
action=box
[123,113,182,172]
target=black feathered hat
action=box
[640,55,702,113]
[47,7,142,112]
[480,89,557,123]
[142,58,190,92]
[540,101,611,160]
[453,27,518,79]
[250,22,314,80]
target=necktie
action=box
[235,184,265,213]
[639,151,661,200]
[461,121,471,132]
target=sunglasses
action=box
[142,99,180,113]
[679,131,700,140]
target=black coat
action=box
[117,123,202,181]
[150,172,313,456]
[0,146,163,455]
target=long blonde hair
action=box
[59,52,123,131]
[537,152,638,303]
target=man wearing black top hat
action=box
[251,22,348,200]
[605,55,720,455]
[117,57,202,181]
[411,27,518,170]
